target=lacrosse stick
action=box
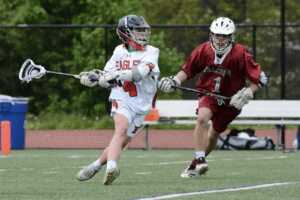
[19,59,99,83]
[171,85,231,100]
[156,80,231,100]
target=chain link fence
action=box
[1,23,300,107]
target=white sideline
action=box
[131,182,300,200]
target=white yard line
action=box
[131,182,300,200]
[134,172,152,175]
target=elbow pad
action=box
[258,71,267,88]
[118,62,151,82]
[131,62,150,82]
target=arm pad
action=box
[258,71,267,88]
[118,62,151,82]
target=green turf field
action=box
[0,149,299,200]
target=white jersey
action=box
[104,44,160,114]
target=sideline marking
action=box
[134,172,152,175]
[129,182,300,200]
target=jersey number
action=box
[123,81,137,97]
[212,77,221,93]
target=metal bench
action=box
[141,100,300,150]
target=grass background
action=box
[0,149,299,200]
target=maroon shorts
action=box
[196,95,241,133]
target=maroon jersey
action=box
[182,41,261,98]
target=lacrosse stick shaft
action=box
[46,71,99,81]
[171,85,231,100]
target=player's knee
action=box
[114,125,128,137]
[196,116,209,126]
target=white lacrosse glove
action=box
[99,69,121,89]
[158,76,181,93]
[79,71,100,87]
[230,87,253,110]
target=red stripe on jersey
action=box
[146,64,154,69]
[112,101,118,109]
[152,92,157,109]
[132,126,139,134]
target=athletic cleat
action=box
[181,158,197,178]
[77,163,99,181]
[103,167,120,185]
[195,157,209,176]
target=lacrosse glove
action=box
[158,76,181,93]
[99,69,122,89]
[230,87,253,110]
[79,71,99,87]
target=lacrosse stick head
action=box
[19,59,47,83]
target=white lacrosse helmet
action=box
[209,17,235,54]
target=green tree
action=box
[0,0,185,116]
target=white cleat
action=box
[181,166,197,178]
[103,167,120,185]
[195,157,209,176]
[77,163,99,181]
[181,158,198,178]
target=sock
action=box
[196,151,205,159]
[106,160,117,172]
[93,159,102,171]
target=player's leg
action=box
[194,107,212,176]
[77,100,132,183]
[102,135,132,185]
[99,136,131,165]
[77,121,130,182]
[107,113,129,162]
[104,112,145,184]
[103,113,128,185]
[181,104,213,178]
[205,125,220,157]
[205,104,241,157]
[103,104,145,185]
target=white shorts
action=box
[110,100,147,138]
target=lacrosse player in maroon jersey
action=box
[77,15,160,185]
[158,17,267,178]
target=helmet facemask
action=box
[127,28,150,51]
[209,32,235,55]
[209,17,235,55]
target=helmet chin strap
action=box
[127,38,147,51]
[118,28,147,51]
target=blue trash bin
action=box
[0,95,29,150]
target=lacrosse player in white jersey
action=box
[76,15,160,185]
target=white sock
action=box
[93,159,102,171]
[106,160,117,172]
[196,151,205,159]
